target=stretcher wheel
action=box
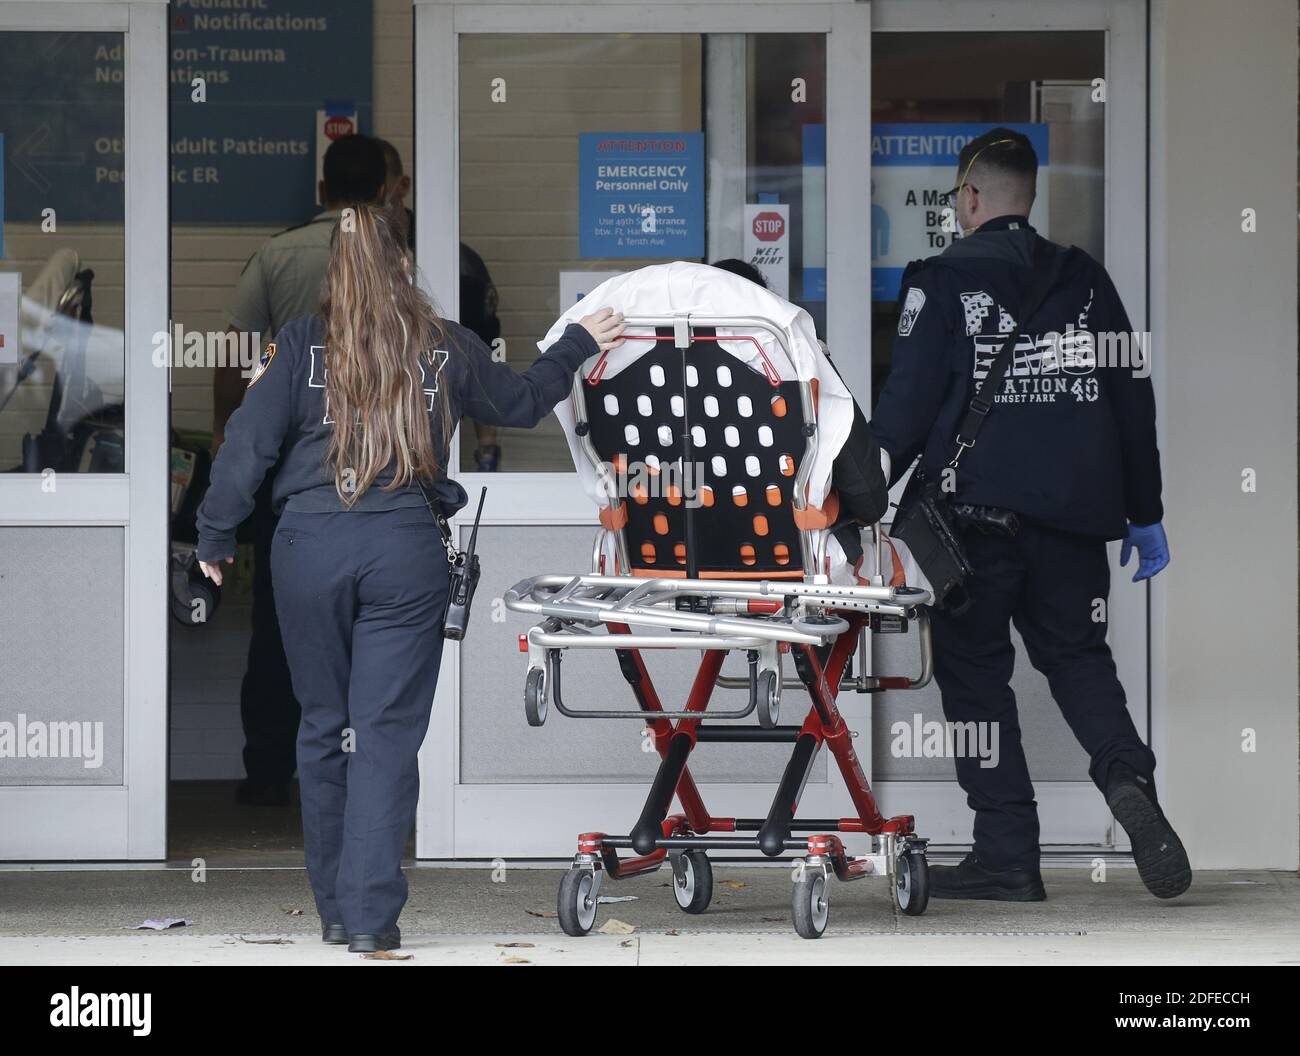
[894,846,930,916]
[524,667,547,727]
[671,849,713,914]
[558,868,599,936]
[792,868,830,939]
[757,669,780,729]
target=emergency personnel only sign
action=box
[871,123,1050,301]
[579,133,705,259]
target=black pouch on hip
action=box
[891,468,975,615]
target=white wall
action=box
[1151,0,1298,869]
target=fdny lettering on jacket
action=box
[307,345,450,423]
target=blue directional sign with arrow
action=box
[1,4,373,228]
[0,32,124,228]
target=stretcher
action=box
[505,264,934,938]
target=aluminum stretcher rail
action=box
[509,300,937,938]
[505,573,933,720]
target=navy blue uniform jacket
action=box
[870,216,1162,540]
[197,315,598,562]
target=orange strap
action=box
[792,490,840,530]
[599,503,628,530]
[883,534,907,587]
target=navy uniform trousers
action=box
[271,506,450,934]
[929,520,1157,871]
[240,476,299,786]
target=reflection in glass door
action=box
[456,31,828,474]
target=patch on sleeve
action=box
[247,342,277,388]
[897,287,926,337]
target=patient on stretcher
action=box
[539,260,891,583]
[708,258,889,533]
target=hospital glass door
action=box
[414,0,1149,865]
[414,1,874,860]
[867,7,1151,858]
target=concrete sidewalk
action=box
[0,863,1295,964]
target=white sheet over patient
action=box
[537,262,854,512]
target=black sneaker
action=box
[321,923,348,945]
[348,929,401,953]
[1105,763,1192,899]
[930,853,1047,902]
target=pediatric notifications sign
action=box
[168,0,373,223]
[579,133,704,259]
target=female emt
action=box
[196,205,625,952]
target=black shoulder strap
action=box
[950,239,1068,465]
[414,476,460,565]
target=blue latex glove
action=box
[1120,522,1170,582]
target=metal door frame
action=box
[412,0,871,858]
[870,0,1149,852]
[0,0,169,859]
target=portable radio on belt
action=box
[416,480,487,641]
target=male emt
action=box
[871,128,1191,901]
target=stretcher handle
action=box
[836,610,933,692]
[547,648,762,721]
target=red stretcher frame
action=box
[575,613,916,884]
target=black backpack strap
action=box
[950,239,1068,465]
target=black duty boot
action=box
[348,929,401,953]
[930,853,1046,902]
[1105,763,1192,899]
[321,923,348,945]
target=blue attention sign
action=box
[871,122,1051,301]
[579,132,704,259]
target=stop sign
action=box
[752,211,785,242]
[324,114,355,140]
